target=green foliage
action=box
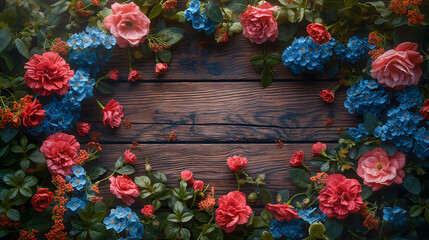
[226,0,247,13]
[289,168,310,188]
[205,1,223,23]
[403,175,421,195]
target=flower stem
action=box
[286,192,306,205]
[128,46,133,71]
[94,98,104,110]
[235,172,240,191]
[302,163,311,172]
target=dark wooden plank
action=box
[94,143,323,200]
[76,122,345,143]
[81,81,357,140]
[101,25,332,81]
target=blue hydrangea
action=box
[348,123,370,142]
[374,108,423,152]
[72,166,86,177]
[298,208,327,225]
[282,37,336,74]
[269,219,303,240]
[185,0,219,34]
[335,36,374,64]
[103,207,144,238]
[394,86,423,110]
[344,79,391,116]
[67,34,83,50]
[413,127,429,159]
[68,69,95,101]
[383,206,406,227]
[65,197,86,213]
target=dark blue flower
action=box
[383,206,406,227]
[395,86,423,110]
[269,219,304,239]
[185,0,218,35]
[298,208,327,224]
[67,34,83,50]
[336,36,374,64]
[413,127,429,159]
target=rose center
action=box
[126,21,133,27]
[376,162,383,171]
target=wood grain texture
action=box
[94,143,322,200]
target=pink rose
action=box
[31,188,54,212]
[370,42,423,90]
[318,174,363,219]
[193,180,204,192]
[290,151,304,166]
[24,52,74,96]
[102,99,124,128]
[123,149,136,164]
[40,133,80,177]
[181,170,194,184]
[239,2,278,44]
[128,70,140,82]
[419,99,429,120]
[22,99,45,128]
[306,23,331,45]
[155,63,168,75]
[227,156,248,171]
[357,147,405,191]
[108,69,119,80]
[265,204,300,222]
[77,122,91,136]
[109,175,140,206]
[215,191,252,233]
[104,2,150,48]
[312,142,327,157]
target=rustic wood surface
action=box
[76,1,360,202]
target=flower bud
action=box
[248,192,258,203]
[229,22,243,34]
[145,163,152,172]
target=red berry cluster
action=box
[19,229,39,240]
[162,0,177,10]
[408,9,425,24]
[75,149,90,166]
[50,38,68,56]
[360,203,379,230]
[368,48,385,61]
[0,215,20,227]
[368,32,383,47]
[148,35,171,53]
[390,0,425,24]
[91,0,100,6]
[0,95,35,129]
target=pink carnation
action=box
[215,191,252,233]
[318,174,362,219]
[24,52,74,96]
[104,2,150,48]
[40,133,80,177]
[370,42,423,90]
[357,147,405,191]
[109,175,140,206]
[239,2,278,44]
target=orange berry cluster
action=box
[310,172,328,185]
[50,38,68,56]
[148,36,171,53]
[0,215,20,227]
[87,141,102,151]
[75,150,90,165]
[162,0,177,10]
[19,229,39,240]
[91,0,100,6]
[390,0,425,24]
[121,117,132,128]
[198,194,216,211]
[369,48,385,61]
[0,95,34,129]
[368,32,383,47]
[408,9,425,24]
[360,203,379,230]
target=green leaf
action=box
[327,62,339,79]
[89,222,108,240]
[0,231,7,238]
[24,176,38,187]
[116,165,135,175]
[96,81,114,94]
[114,156,124,169]
[380,142,396,156]
[195,212,210,222]
[252,216,266,228]
[277,23,298,42]
[320,162,330,172]
[28,149,46,163]
[153,172,168,184]
[165,224,180,239]
[6,209,19,221]
[410,205,423,218]
[0,127,19,143]
[89,166,108,180]
[403,175,421,195]
[258,188,273,204]
[261,64,274,88]
[14,39,30,59]
[205,1,223,23]
[325,218,343,240]
[0,28,12,53]
[15,170,25,182]
[180,228,191,240]
[309,222,326,236]
[11,145,24,153]
[2,7,18,27]
[425,209,429,223]
[135,176,151,188]
[173,201,183,215]
[77,231,88,240]
[2,174,15,186]
[20,136,28,148]
[149,3,163,19]
[152,199,161,210]
[361,185,373,200]
[363,111,379,134]
[19,187,32,197]
[266,53,282,66]
[51,0,71,14]
[250,54,265,67]
[226,0,247,13]
[181,212,193,222]
[277,190,290,203]
[158,27,185,46]
[167,213,180,222]
[261,231,274,240]
[154,19,166,33]
[289,168,310,188]
[158,49,172,64]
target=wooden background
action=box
[76,3,359,202]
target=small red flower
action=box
[31,188,54,212]
[290,150,304,166]
[123,149,137,164]
[77,122,91,136]
[419,99,429,120]
[193,180,204,192]
[108,69,119,80]
[227,156,248,172]
[265,203,300,222]
[102,99,124,128]
[181,170,194,184]
[141,204,155,218]
[320,89,335,103]
[312,142,326,157]
[128,70,140,82]
[155,63,168,75]
[215,191,252,233]
[307,23,331,45]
